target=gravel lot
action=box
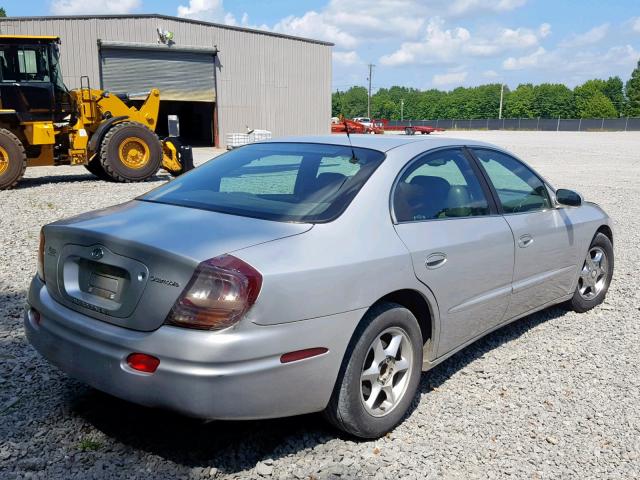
[1,131,639,479]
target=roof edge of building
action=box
[0,13,335,47]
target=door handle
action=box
[425,252,447,269]
[518,234,534,248]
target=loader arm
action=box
[69,88,158,132]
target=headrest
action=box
[409,175,450,192]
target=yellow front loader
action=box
[0,35,192,189]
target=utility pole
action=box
[367,63,375,119]
[400,99,404,122]
[498,83,504,120]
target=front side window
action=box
[0,45,51,82]
[142,143,385,223]
[473,149,551,214]
[393,148,490,222]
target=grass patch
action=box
[77,438,102,452]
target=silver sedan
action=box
[25,136,613,438]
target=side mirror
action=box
[556,188,582,207]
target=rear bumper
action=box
[25,276,364,420]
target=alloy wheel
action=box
[578,246,608,300]
[360,326,414,417]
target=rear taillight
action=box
[166,255,262,331]
[37,228,45,282]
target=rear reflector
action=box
[280,347,328,364]
[126,353,160,373]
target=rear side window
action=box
[142,143,385,223]
[473,149,551,214]
[393,148,490,222]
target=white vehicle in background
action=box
[353,117,372,128]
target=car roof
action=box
[264,135,496,152]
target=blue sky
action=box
[2,0,639,91]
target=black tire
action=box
[84,156,112,181]
[99,121,162,182]
[0,128,27,190]
[404,127,414,135]
[324,302,423,438]
[566,232,614,313]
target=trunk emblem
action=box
[90,247,104,260]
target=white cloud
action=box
[273,11,358,48]
[502,43,639,84]
[483,69,500,78]
[333,51,361,66]
[177,0,238,23]
[538,23,552,38]
[269,0,529,47]
[447,0,527,16]
[380,20,471,66]
[380,19,549,66]
[503,47,546,70]
[630,17,640,34]
[559,23,610,48]
[432,70,468,87]
[50,0,140,14]
[327,2,426,40]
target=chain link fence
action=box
[386,117,640,131]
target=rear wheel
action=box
[0,128,27,190]
[566,232,613,312]
[99,121,162,182]
[324,302,422,438]
[404,127,414,135]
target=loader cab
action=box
[0,35,72,122]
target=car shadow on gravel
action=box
[69,305,569,474]
[16,173,170,188]
[412,305,568,402]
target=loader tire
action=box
[99,121,162,183]
[84,156,112,181]
[0,128,27,190]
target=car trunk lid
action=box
[43,200,312,331]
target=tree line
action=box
[333,59,640,120]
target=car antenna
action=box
[342,117,358,164]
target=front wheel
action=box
[566,232,614,312]
[324,302,423,438]
[99,121,162,182]
[404,127,414,135]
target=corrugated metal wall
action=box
[0,16,332,145]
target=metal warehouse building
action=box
[0,14,332,146]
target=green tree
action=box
[626,59,640,117]
[416,89,446,119]
[603,77,626,114]
[533,84,575,118]
[504,84,536,118]
[0,7,6,17]
[574,81,618,118]
[331,86,367,118]
[579,92,618,118]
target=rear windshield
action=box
[141,142,386,223]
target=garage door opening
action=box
[99,42,218,146]
[156,101,215,146]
